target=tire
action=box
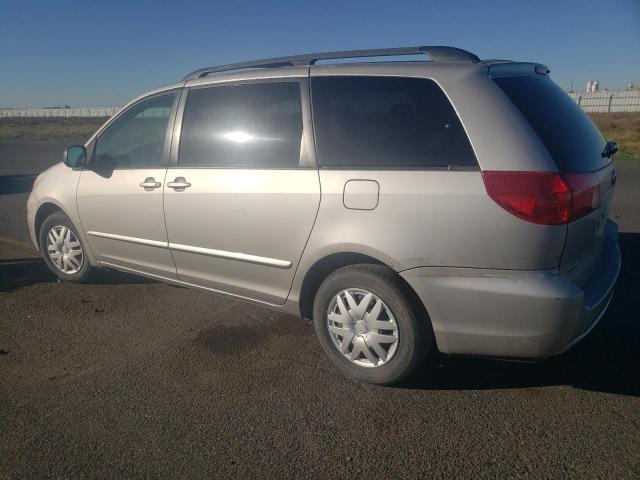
[39,211,95,283]
[313,264,433,385]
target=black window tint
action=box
[311,76,477,168]
[94,93,174,168]
[494,76,607,172]
[179,82,303,168]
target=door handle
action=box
[139,177,161,191]
[167,177,191,191]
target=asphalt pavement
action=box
[1,139,639,479]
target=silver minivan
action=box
[27,46,621,384]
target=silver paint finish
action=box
[302,169,566,272]
[86,231,167,249]
[26,187,39,249]
[185,66,308,90]
[139,177,162,191]
[402,225,620,357]
[98,261,283,308]
[561,162,617,286]
[76,168,178,279]
[402,265,583,356]
[27,162,99,267]
[26,55,621,362]
[343,180,380,210]
[163,168,320,304]
[166,177,191,190]
[168,242,292,269]
[85,231,292,269]
[183,46,479,80]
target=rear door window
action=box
[493,76,608,172]
[179,82,303,168]
[310,76,477,168]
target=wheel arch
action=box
[34,202,95,267]
[34,202,65,248]
[297,252,429,326]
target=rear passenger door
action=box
[306,74,486,272]
[163,79,320,305]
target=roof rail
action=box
[183,46,480,81]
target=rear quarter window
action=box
[493,76,608,172]
[311,76,477,169]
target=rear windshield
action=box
[493,75,608,172]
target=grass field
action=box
[1,113,638,159]
[0,117,106,142]
[589,113,640,160]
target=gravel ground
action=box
[1,140,639,479]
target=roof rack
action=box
[183,46,480,81]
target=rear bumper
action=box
[400,221,621,358]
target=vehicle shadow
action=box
[2,235,638,396]
[404,232,640,397]
[0,257,55,291]
[0,257,155,292]
[0,174,38,195]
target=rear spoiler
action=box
[487,62,550,78]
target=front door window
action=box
[93,93,175,169]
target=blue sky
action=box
[1,0,638,107]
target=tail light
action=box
[482,171,600,225]
[564,173,601,219]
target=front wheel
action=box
[313,264,433,385]
[39,211,95,282]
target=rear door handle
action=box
[139,177,161,191]
[167,177,191,191]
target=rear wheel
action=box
[313,264,433,385]
[39,211,95,282]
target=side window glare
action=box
[179,82,303,168]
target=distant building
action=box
[586,80,600,93]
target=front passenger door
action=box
[77,91,179,279]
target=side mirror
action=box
[63,145,87,168]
